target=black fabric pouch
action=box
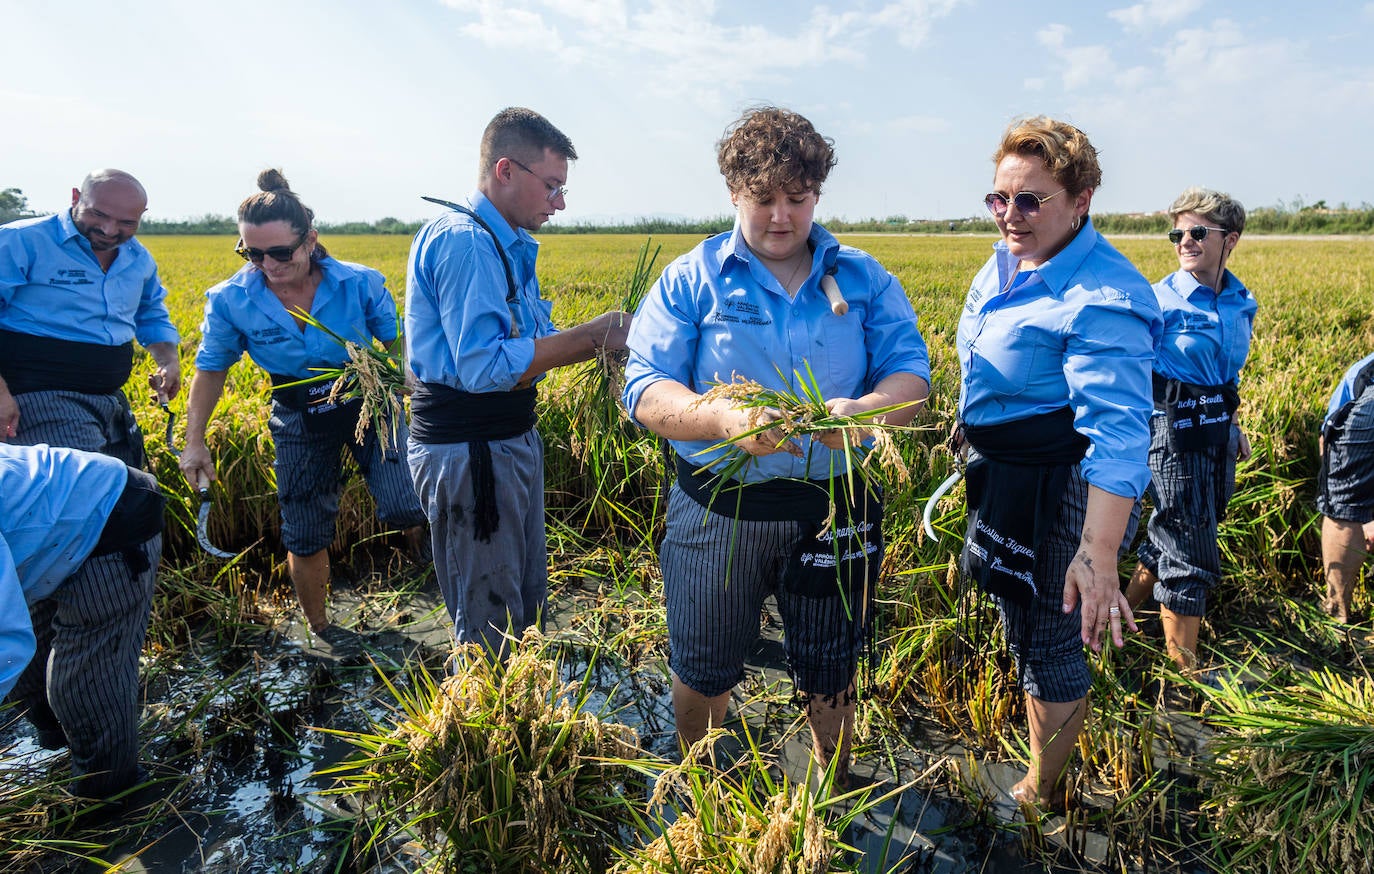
[1153,373,1239,452]
[781,481,883,609]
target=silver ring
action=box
[1108,606,1121,615]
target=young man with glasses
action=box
[405,107,631,657]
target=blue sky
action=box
[5,0,1373,225]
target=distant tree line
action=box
[4,186,1372,235]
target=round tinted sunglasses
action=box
[984,189,1065,218]
[1168,226,1230,244]
[235,234,307,264]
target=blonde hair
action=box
[1169,186,1246,234]
[993,116,1101,195]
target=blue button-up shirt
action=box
[0,443,128,698]
[0,211,179,348]
[405,192,555,392]
[957,218,1163,499]
[623,222,931,482]
[1152,269,1257,386]
[1324,351,1374,429]
[194,256,400,378]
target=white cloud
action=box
[436,0,963,107]
[1036,25,1117,91]
[1108,0,1203,32]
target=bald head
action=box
[70,169,148,253]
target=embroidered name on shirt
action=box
[49,269,93,287]
[713,299,773,327]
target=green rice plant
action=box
[550,237,664,533]
[1200,664,1374,873]
[610,727,911,873]
[319,629,646,873]
[276,307,408,452]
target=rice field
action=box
[5,231,1373,872]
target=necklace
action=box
[770,250,808,295]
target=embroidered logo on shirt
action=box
[49,269,93,287]
[712,298,773,327]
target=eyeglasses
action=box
[984,189,1065,218]
[1168,225,1230,244]
[508,158,569,203]
[235,235,306,264]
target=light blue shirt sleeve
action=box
[194,257,400,378]
[1152,269,1257,386]
[623,223,930,482]
[0,534,37,701]
[405,192,555,392]
[957,219,1162,499]
[1324,352,1374,428]
[0,212,179,348]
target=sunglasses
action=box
[235,234,306,264]
[984,189,1065,218]
[1168,225,1230,244]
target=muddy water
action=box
[2,577,1196,873]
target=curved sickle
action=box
[921,469,964,542]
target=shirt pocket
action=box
[968,324,1052,398]
[821,310,868,393]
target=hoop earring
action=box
[1070,216,1081,231]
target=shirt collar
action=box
[56,208,92,251]
[715,221,839,275]
[469,190,537,255]
[1170,267,1248,300]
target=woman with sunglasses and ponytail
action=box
[956,116,1161,811]
[1125,189,1254,672]
[179,169,426,648]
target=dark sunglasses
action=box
[1168,225,1229,244]
[984,189,1065,218]
[235,234,306,264]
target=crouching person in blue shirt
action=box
[623,107,931,785]
[0,442,163,801]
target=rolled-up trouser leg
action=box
[47,536,160,798]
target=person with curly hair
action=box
[956,116,1161,810]
[1125,188,1256,672]
[623,106,930,783]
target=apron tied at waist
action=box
[0,328,133,395]
[411,382,538,543]
[269,373,366,440]
[1152,372,1239,452]
[93,466,166,576]
[961,406,1088,608]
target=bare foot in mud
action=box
[1320,596,1350,624]
[1009,778,1071,815]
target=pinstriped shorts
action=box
[983,464,1139,703]
[269,401,425,555]
[660,485,871,698]
[1319,386,1374,523]
[1136,415,1238,615]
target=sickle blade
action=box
[196,488,238,559]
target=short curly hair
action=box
[716,106,836,200]
[1168,186,1246,235]
[993,116,1101,196]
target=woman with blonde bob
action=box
[956,116,1162,809]
[1126,188,1256,673]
